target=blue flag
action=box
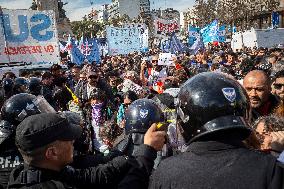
[85,38,101,64]
[70,37,85,65]
[218,25,226,42]
[201,20,219,43]
[272,12,280,28]
[188,26,200,47]
[170,33,186,54]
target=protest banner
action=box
[154,17,180,36]
[106,26,141,55]
[158,53,176,66]
[121,79,144,95]
[0,9,60,64]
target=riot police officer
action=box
[0,93,55,188]
[27,77,42,96]
[115,98,169,168]
[13,78,28,95]
[149,72,284,189]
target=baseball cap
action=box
[16,113,82,152]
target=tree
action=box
[71,17,104,39]
[30,0,37,10]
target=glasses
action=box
[274,83,284,90]
[152,60,158,63]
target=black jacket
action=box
[149,140,284,189]
[8,145,157,189]
[0,139,23,189]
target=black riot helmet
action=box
[1,93,55,126]
[177,72,251,144]
[28,77,42,96]
[125,99,164,135]
[2,78,14,92]
[13,77,28,94]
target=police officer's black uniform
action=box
[8,113,158,189]
[0,93,56,188]
[149,72,284,189]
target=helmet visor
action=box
[16,96,56,122]
[33,96,56,113]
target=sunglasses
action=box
[152,60,158,63]
[274,83,284,90]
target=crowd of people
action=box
[1,42,284,188]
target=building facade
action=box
[108,0,151,19]
[98,4,109,23]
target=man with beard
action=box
[243,70,279,121]
[75,71,113,107]
[271,64,284,116]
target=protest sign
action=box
[121,79,144,95]
[0,9,60,65]
[155,17,180,36]
[158,53,176,66]
[106,26,141,55]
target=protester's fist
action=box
[271,131,284,152]
[144,123,166,151]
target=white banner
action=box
[155,17,180,36]
[106,26,141,55]
[0,9,60,64]
[121,79,144,95]
[158,53,176,66]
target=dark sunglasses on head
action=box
[274,83,284,90]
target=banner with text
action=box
[0,9,60,64]
[106,26,141,55]
[154,17,180,36]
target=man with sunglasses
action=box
[140,55,167,87]
[271,64,284,116]
[75,71,113,106]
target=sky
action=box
[0,0,194,21]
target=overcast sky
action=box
[0,0,194,21]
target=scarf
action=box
[91,103,104,127]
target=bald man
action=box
[243,70,279,120]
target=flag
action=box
[190,34,204,54]
[70,37,85,65]
[201,20,219,44]
[218,25,226,42]
[86,38,101,64]
[272,12,280,28]
[170,33,186,54]
[188,26,200,47]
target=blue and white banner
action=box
[201,20,219,44]
[106,26,141,55]
[218,25,226,42]
[188,26,200,46]
[0,9,60,64]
